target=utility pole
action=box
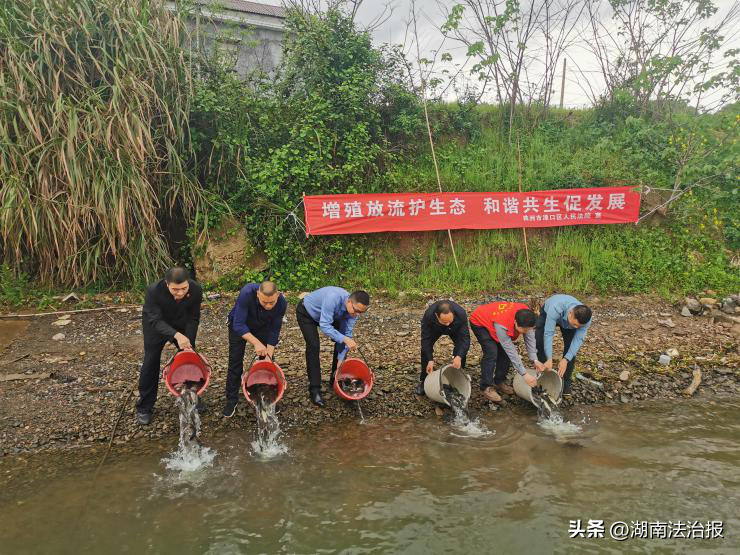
[559,58,567,109]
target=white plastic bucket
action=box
[513,368,563,408]
[423,364,472,407]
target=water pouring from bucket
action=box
[424,364,490,436]
[163,350,211,398]
[242,358,286,412]
[242,356,287,457]
[161,350,214,471]
[512,369,582,435]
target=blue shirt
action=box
[228,283,287,346]
[302,286,358,360]
[542,294,591,361]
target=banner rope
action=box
[283,198,306,235]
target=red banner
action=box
[304,186,640,236]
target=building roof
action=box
[201,1,287,18]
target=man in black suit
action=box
[136,267,202,425]
[416,300,471,396]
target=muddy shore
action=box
[1,293,738,457]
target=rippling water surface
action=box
[1,399,738,553]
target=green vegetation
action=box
[0,0,737,307]
[351,102,739,297]
[352,217,738,297]
[0,0,206,287]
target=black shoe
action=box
[223,399,237,418]
[310,391,326,408]
[415,382,425,396]
[136,410,152,426]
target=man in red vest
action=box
[469,301,542,402]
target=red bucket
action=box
[242,359,286,406]
[163,350,211,397]
[333,358,374,401]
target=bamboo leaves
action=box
[0,0,205,286]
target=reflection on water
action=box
[1,400,738,553]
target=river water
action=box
[1,399,738,554]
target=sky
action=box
[251,0,739,109]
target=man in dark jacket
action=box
[136,267,202,425]
[223,280,287,417]
[416,300,471,396]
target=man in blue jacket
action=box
[295,287,370,407]
[223,280,287,417]
[535,294,592,397]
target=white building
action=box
[167,0,287,77]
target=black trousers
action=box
[296,300,341,392]
[535,311,577,386]
[225,326,271,404]
[470,324,511,390]
[137,335,196,413]
[419,333,467,383]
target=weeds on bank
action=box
[0,265,143,311]
[348,222,738,298]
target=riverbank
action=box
[1,293,738,456]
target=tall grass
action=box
[381,105,634,194]
[351,105,738,298]
[0,0,205,286]
[350,223,739,297]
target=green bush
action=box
[190,5,418,288]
